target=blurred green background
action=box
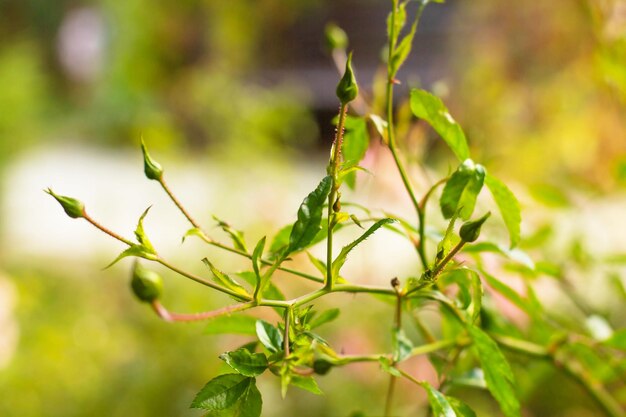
[1,0,625,416]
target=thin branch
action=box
[151,300,255,323]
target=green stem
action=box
[151,300,255,322]
[159,177,202,230]
[410,338,457,357]
[199,233,324,283]
[416,177,448,268]
[558,358,625,417]
[160,176,324,284]
[396,368,424,387]
[284,306,292,356]
[83,213,134,247]
[257,283,397,309]
[326,103,349,291]
[255,255,286,302]
[384,375,397,417]
[385,0,428,271]
[493,334,625,417]
[430,240,466,278]
[384,291,403,417]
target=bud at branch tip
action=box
[459,212,491,243]
[336,52,359,105]
[45,188,85,219]
[141,138,163,181]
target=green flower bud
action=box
[459,212,491,243]
[45,188,85,219]
[141,139,163,181]
[336,52,359,104]
[324,23,348,51]
[313,359,333,375]
[131,262,163,303]
[333,192,341,212]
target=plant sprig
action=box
[47,1,625,416]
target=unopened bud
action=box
[391,277,400,288]
[313,359,333,375]
[131,262,163,303]
[333,193,341,212]
[141,139,163,181]
[336,52,359,104]
[459,212,491,243]
[324,23,348,51]
[45,188,85,219]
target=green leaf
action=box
[213,215,248,252]
[443,268,482,322]
[268,225,292,258]
[448,397,477,417]
[237,272,284,308]
[191,374,252,410]
[390,11,419,76]
[440,159,485,220]
[290,376,323,395]
[603,329,626,350]
[485,174,521,249]
[386,2,407,42]
[436,210,461,264]
[410,89,470,161]
[255,320,283,353]
[367,114,389,144]
[341,116,370,189]
[205,315,258,336]
[379,356,402,377]
[182,227,207,243]
[192,376,262,417]
[465,243,534,270]
[309,308,340,329]
[202,258,250,298]
[393,328,414,362]
[220,348,268,377]
[448,368,487,390]
[306,252,327,279]
[251,237,266,287]
[287,176,333,254]
[331,218,395,280]
[134,206,156,253]
[480,270,538,318]
[104,244,156,269]
[467,325,520,417]
[420,381,456,417]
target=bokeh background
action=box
[1,0,626,416]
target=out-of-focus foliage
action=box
[450,0,626,190]
[0,0,320,157]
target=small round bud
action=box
[459,212,491,243]
[324,23,348,51]
[313,359,333,375]
[390,277,400,288]
[333,193,341,212]
[336,52,359,105]
[131,262,163,303]
[45,188,85,219]
[141,138,163,181]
